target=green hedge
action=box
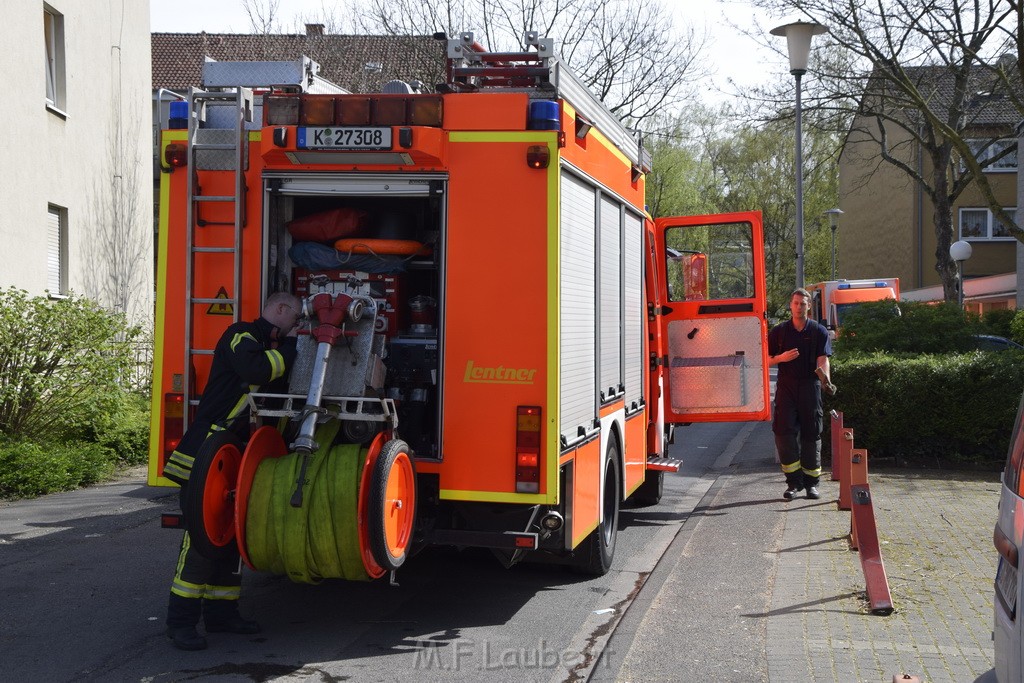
[826,350,1024,468]
[0,439,116,498]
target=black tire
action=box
[629,470,664,507]
[183,430,243,561]
[574,441,621,576]
[368,439,417,571]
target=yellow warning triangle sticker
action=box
[207,287,234,316]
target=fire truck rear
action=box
[149,33,772,582]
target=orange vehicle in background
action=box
[149,32,771,582]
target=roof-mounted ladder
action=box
[182,86,252,418]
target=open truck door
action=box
[653,211,770,423]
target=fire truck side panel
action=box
[444,92,530,131]
[439,132,557,503]
[569,437,602,545]
[559,103,643,207]
[148,130,187,485]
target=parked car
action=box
[973,335,1024,352]
[994,393,1024,681]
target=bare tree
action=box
[83,103,151,325]
[747,0,1017,301]
[242,0,283,34]
[338,0,707,126]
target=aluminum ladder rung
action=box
[192,195,236,203]
[191,297,238,305]
[192,246,237,254]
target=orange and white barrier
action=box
[830,410,894,616]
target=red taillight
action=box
[164,143,187,168]
[163,392,184,459]
[995,524,1019,568]
[516,406,542,493]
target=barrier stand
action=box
[848,448,869,549]
[837,427,855,510]
[829,411,895,616]
[830,410,843,481]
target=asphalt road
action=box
[0,419,773,683]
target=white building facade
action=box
[1,1,153,322]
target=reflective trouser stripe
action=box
[802,467,822,477]
[204,585,242,600]
[781,460,802,474]
[170,532,242,601]
[224,393,251,422]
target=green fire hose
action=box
[243,419,371,583]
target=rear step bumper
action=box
[646,457,681,473]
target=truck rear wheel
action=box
[574,442,620,576]
[183,431,243,561]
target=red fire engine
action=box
[150,32,770,581]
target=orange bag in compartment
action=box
[286,208,366,242]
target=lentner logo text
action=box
[463,360,537,384]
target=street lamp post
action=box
[772,20,828,290]
[825,208,843,280]
[950,240,973,308]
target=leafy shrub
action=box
[0,439,115,499]
[837,300,977,354]
[1010,309,1024,345]
[827,350,1024,468]
[982,308,1017,339]
[81,391,151,466]
[0,288,143,442]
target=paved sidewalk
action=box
[770,467,1000,683]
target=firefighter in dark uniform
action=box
[163,292,301,651]
[768,288,833,501]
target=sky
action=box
[150,0,788,100]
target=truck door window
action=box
[664,222,754,302]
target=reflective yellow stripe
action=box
[265,349,285,380]
[163,462,191,481]
[781,461,802,474]
[168,450,194,468]
[230,331,257,352]
[225,393,250,421]
[802,467,822,477]
[171,579,206,599]
[165,451,194,480]
[171,533,193,595]
[204,585,241,600]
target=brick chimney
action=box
[305,23,325,36]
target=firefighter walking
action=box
[768,288,833,501]
[163,292,301,650]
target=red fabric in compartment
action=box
[287,208,366,243]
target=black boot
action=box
[205,602,261,635]
[166,593,207,650]
[166,625,208,650]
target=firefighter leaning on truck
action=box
[163,292,301,651]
